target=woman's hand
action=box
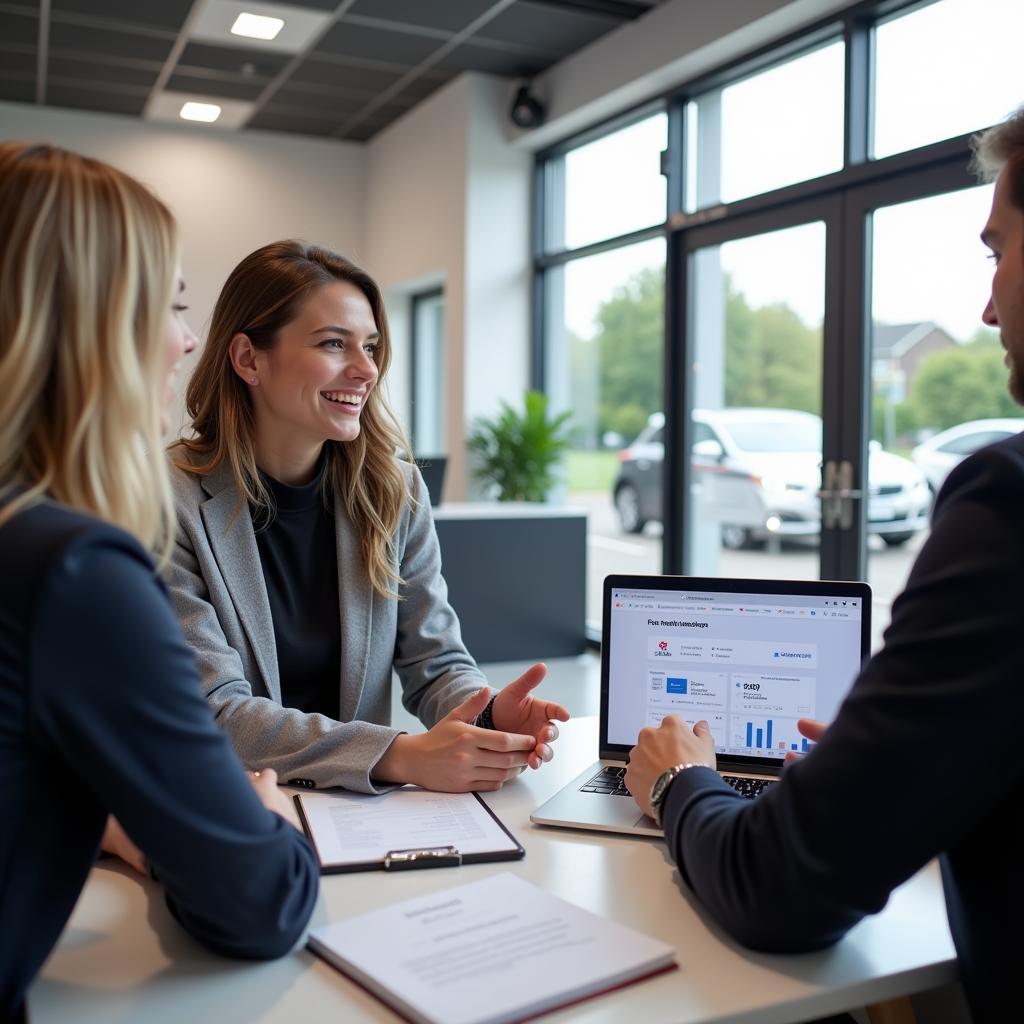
[783,718,829,764]
[373,687,538,792]
[101,815,147,875]
[491,663,571,770]
[247,768,302,830]
[625,716,716,819]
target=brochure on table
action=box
[308,872,677,1024]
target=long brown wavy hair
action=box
[0,141,178,561]
[172,240,412,597]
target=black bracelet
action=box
[476,693,497,730]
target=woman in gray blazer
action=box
[168,241,568,794]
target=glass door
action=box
[668,198,841,585]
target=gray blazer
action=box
[166,454,485,793]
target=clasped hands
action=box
[374,662,570,793]
[625,714,828,819]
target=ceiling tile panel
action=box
[48,21,175,63]
[166,72,266,101]
[51,0,192,32]
[315,22,441,65]
[0,9,38,47]
[269,0,338,10]
[347,0,499,34]
[289,56,402,93]
[0,49,37,75]
[434,41,550,78]
[264,87,367,117]
[0,77,36,104]
[47,82,148,116]
[390,71,458,104]
[247,108,343,136]
[474,0,620,55]
[48,55,160,89]
[178,42,290,78]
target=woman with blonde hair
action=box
[169,240,568,794]
[0,144,317,1022]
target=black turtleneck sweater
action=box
[254,461,341,721]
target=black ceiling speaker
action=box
[509,84,545,129]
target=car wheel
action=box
[881,532,914,548]
[615,484,646,534]
[721,524,753,550]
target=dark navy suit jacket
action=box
[0,501,319,1022]
[662,431,1024,1023]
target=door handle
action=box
[819,460,863,529]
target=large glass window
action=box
[687,40,845,210]
[544,239,666,625]
[544,112,667,252]
[411,290,445,457]
[873,0,1024,159]
[866,185,1011,646]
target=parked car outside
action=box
[612,407,931,548]
[911,418,1024,494]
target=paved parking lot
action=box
[575,491,925,651]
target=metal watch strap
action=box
[650,761,710,828]
[476,693,497,730]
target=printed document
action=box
[308,872,676,1024]
[296,787,520,868]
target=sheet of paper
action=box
[298,787,519,865]
[308,872,676,1024]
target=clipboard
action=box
[294,787,525,874]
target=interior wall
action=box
[364,74,531,500]
[0,100,365,434]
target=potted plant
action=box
[468,391,573,502]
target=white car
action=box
[612,407,932,548]
[911,418,1024,494]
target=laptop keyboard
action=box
[580,766,631,796]
[579,767,777,801]
[722,775,777,800]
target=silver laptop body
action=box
[531,574,871,837]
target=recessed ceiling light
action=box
[231,12,284,40]
[180,101,222,123]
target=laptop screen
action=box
[601,575,870,766]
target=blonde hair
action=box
[173,240,412,597]
[0,141,178,560]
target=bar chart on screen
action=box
[730,716,812,754]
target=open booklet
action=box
[294,787,524,873]
[308,872,677,1024]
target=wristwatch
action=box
[649,761,709,828]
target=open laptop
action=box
[532,574,871,837]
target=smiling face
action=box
[982,166,1024,404]
[236,279,381,482]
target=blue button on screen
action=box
[666,677,688,694]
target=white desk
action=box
[32,718,957,1023]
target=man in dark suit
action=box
[625,106,1024,1024]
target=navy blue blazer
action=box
[0,501,319,1022]
[661,431,1024,1023]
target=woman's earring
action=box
[249,378,258,385]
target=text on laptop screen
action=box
[607,587,863,759]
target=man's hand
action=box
[625,715,716,818]
[491,663,570,770]
[373,687,538,791]
[783,718,828,764]
[101,815,147,875]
